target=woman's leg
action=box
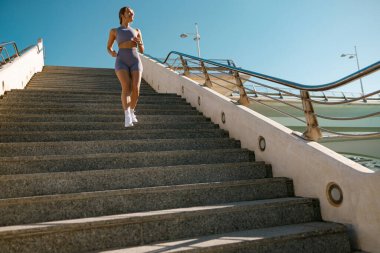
[115,70,132,110]
[130,71,142,110]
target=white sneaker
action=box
[131,110,138,123]
[124,109,134,127]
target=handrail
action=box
[163,51,380,92]
[0,41,20,65]
[149,51,380,141]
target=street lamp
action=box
[180,23,201,57]
[341,46,365,100]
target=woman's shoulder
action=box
[109,27,119,34]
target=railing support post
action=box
[300,90,322,141]
[179,56,190,77]
[200,61,212,88]
[234,71,250,106]
[13,43,20,57]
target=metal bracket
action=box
[234,71,250,106]
[300,90,322,141]
[200,61,212,88]
[179,56,190,76]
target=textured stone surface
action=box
[0,114,208,123]
[0,199,323,253]
[0,102,193,110]
[0,148,255,175]
[0,121,219,132]
[0,128,228,143]
[0,138,240,157]
[0,178,295,226]
[113,222,350,253]
[0,162,270,198]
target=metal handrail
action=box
[146,51,380,141]
[0,41,20,65]
[163,51,380,92]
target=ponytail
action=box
[118,6,130,24]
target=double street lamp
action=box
[341,46,365,99]
[180,23,201,57]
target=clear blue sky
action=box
[1,0,379,92]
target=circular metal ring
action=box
[326,182,343,207]
[198,96,201,106]
[182,86,184,94]
[221,112,226,124]
[258,136,266,151]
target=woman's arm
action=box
[135,29,144,54]
[107,29,117,57]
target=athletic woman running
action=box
[107,6,144,127]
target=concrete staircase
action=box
[0,66,351,252]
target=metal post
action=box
[354,46,366,102]
[179,56,190,76]
[234,71,250,106]
[195,23,201,58]
[3,47,10,62]
[200,61,212,88]
[12,42,20,57]
[300,90,322,141]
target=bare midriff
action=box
[118,41,138,49]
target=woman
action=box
[107,6,144,127]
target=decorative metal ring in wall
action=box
[198,96,201,106]
[326,182,343,207]
[182,86,184,94]
[2,81,4,91]
[221,112,226,124]
[258,136,266,151]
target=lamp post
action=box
[341,46,365,100]
[180,23,201,57]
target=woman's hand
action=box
[110,51,117,57]
[131,36,143,45]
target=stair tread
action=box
[102,222,347,253]
[0,198,313,235]
[0,148,247,162]
[0,162,265,179]
[0,178,290,203]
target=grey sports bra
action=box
[116,26,138,45]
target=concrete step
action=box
[0,138,240,157]
[0,162,271,198]
[42,65,116,73]
[1,98,188,105]
[25,83,153,90]
[0,179,295,226]
[0,114,208,123]
[27,79,120,86]
[31,74,117,79]
[112,222,350,253]
[0,102,193,110]
[0,121,219,132]
[0,198,323,253]
[6,89,166,96]
[0,148,255,175]
[2,95,186,102]
[20,88,121,93]
[0,107,200,115]
[0,129,228,142]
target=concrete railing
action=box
[0,39,44,96]
[141,54,380,253]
